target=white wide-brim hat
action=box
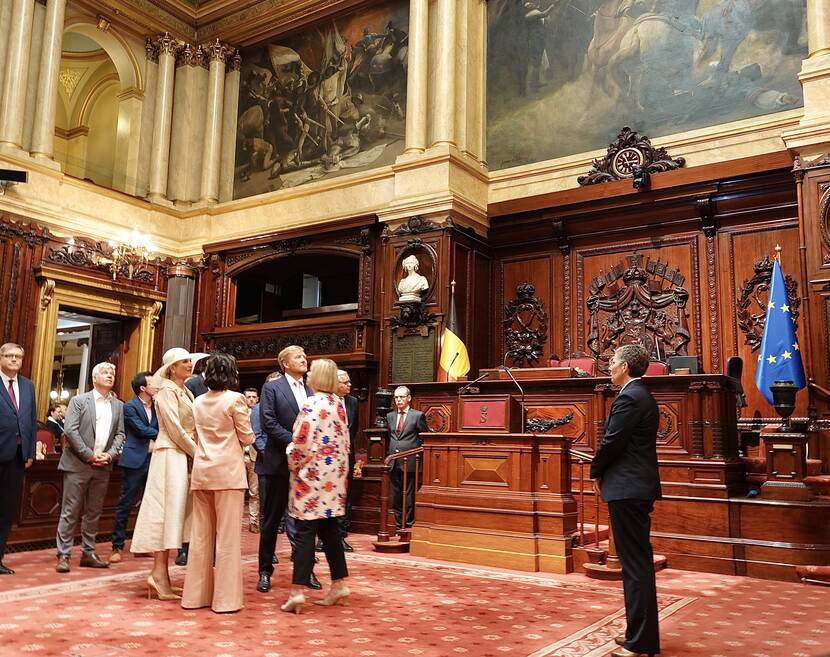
[153,347,208,380]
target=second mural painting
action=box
[487,0,807,170]
[233,1,409,199]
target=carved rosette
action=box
[503,282,548,367]
[586,254,691,370]
[577,126,685,186]
[737,255,800,351]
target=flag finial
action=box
[774,244,782,259]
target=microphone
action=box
[458,371,490,395]
[448,351,459,375]
[500,351,526,433]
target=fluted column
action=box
[199,40,228,205]
[0,0,34,149]
[431,0,457,146]
[219,51,241,203]
[807,0,830,58]
[148,33,178,203]
[404,0,428,153]
[30,0,65,158]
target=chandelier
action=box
[99,229,155,280]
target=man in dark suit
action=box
[590,344,661,657]
[109,371,159,564]
[0,343,37,574]
[256,346,320,592]
[45,402,66,452]
[336,369,358,551]
[185,372,208,398]
[386,386,428,530]
[56,362,125,573]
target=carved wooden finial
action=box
[775,244,782,259]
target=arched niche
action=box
[61,21,142,91]
[231,251,361,325]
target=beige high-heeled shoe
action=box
[314,586,350,607]
[280,591,306,614]
[146,575,182,601]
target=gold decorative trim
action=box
[116,86,144,101]
[55,125,91,139]
[39,279,55,309]
[150,300,164,325]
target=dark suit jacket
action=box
[119,397,159,469]
[0,375,36,462]
[344,394,358,458]
[590,379,662,503]
[386,407,427,472]
[257,375,312,476]
[185,375,208,398]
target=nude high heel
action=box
[280,591,306,614]
[314,585,350,607]
[147,575,182,601]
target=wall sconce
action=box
[96,229,155,280]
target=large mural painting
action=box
[487,0,807,170]
[233,1,409,199]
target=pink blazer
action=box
[191,390,254,491]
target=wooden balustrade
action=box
[373,446,424,553]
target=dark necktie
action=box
[8,379,17,411]
[396,411,404,434]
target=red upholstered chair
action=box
[644,360,669,376]
[36,427,55,455]
[548,355,561,367]
[560,354,597,376]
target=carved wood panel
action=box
[501,255,552,366]
[525,403,587,444]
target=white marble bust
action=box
[397,254,429,302]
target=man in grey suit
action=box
[55,362,125,573]
[386,386,428,529]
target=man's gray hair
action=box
[394,385,411,396]
[613,344,650,378]
[91,361,116,379]
[337,369,349,378]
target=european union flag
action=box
[754,258,806,405]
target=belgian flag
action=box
[438,281,470,382]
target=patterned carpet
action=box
[0,531,829,657]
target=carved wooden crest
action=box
[577,126,685,186]
[503,282,548,367]
[390,301,437,337]
[736,255,799,352]
[586,254,691,371]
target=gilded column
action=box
[431,0,457,146]
[807,0,830,58]
[30,0,66,158]
[219,50,241,203]
[403,0,428,153]
[148,33,179,203]
[0,0,35,149]
[199,39,228,205]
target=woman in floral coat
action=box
[282,358,350,613]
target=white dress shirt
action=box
[93,389,113,454]
[0,371,20,411]
[286,374,307,409]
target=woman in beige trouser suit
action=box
[183,353,254,613]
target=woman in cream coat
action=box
[182,353,254,613]
[131,347,206,600]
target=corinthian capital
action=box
[154,32,181,58]
[206,38,230,64]
[229,49,242,71]
[145,37,159,63]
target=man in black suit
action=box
[386,386,428,530]
[0,343,36,574]
[109,371,158,564]
[336,369,358,551]
[45,402,66,452]
[256,345,320,592]
[590,344,661,657]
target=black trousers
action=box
[111,462,150,550]
[337,461,354,538]
[390,466,416,529]
[292,516,348,586]
[608,499,660,655]
[257,472,289,576]
[0,446,25,559]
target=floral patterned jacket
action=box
[287,392,349,520]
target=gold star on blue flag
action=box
[754,258,805,405]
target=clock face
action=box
[612,147,644,177]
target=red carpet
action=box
[1,531,829,657]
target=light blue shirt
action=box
[251,402,266,453]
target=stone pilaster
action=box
[199,40,230,205]
[0,1,13,103]
[219,50,241,203]
[431,0,457,146]
[136,38,159,196]
[162,262,197,351]
[403,0,428,154]
[20,0,43,152]
[30,0,65,159]
[0,0,35,150]
[148,33,179,203]
[168,43,207,203]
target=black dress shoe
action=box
[175,548,188,566]
[256,573,271,593]
[342,539,354,552]
[79,552,109,568]
[0,561,14,575]
[272,554,278,564]
[307,572,322,590]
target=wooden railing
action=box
[375,446,424,547]
[571,447,602,549]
